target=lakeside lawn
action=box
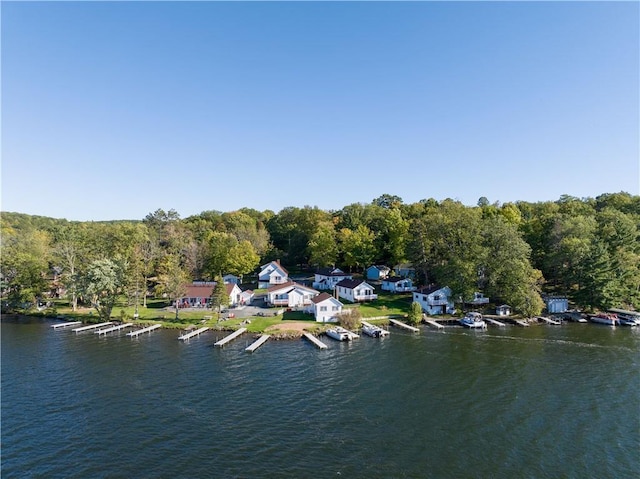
[31,291,414,332]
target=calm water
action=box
[2,317,639,478]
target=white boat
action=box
[617,314,640,326]
[589,313,620,326]
[361,323,389,338]
[325,326,359,341]
[459,312,487,329]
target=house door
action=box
[440,305,446,314]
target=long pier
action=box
[484,317,507,327]
[127,324,162,337]
[214,327,247,347]
[536,316,561,325]
[303,332,328,349]
[51,321,82,329]
[72,322,113,333]
[245,334,271,352]
[178,327,210,341]
[514,319,530,327]
[95,323,133,335]
[389,318,420,333]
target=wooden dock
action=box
[72,322,113,333]
[514,320,530,327]
[127,324,162,337]
[389,318,420,333]
[178,327,210,341]
[423,317,444,329]
[484,317,507,327]
[95,323,133,335]
[214,327,247,347]
[303,332,328,349]
[51,321,82,329]
[245,334,271,352]
[536,316,562,325]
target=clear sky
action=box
[2,1,638,221]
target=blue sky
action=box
[2,1,638,221]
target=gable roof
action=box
[335,278,368,289]
[383,276,409,283]
[368,265,391,272]
[315,267,348,277]
[415,285,447,295]
[311,292,342,306]
[260,260,288,275]
[267,281,318,294]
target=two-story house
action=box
[412,285,455,315]
[258,260,289,289]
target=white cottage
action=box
[266,281,319,308]
[258,260,289,288]
[307,292,343,323]
[412,286,455,315]
[335,279,378,303]
[312,267,353,290]
[381,276,417,293]
[496,304,511,316]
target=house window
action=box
[434,295,440,301]
[423,295,427,301]
[320,306,327,311]
[332,306,339,311]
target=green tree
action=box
[407,301,423,325]
[82,259,127,321]
[308,221,339,267]
[338,307,361,330]
[210,276,230,313]
[339,225,377,272]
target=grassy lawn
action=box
[343,291,413,318]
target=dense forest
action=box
[2,192,639,318]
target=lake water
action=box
[2,317,639,478]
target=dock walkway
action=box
[389,318,420,333]
[51,321,82,329]
[127,324,162,337]
[72,322,113,333]
[484,317,507,327]
[178,327,210,341]
[95,323,133,335]
[245,334,271,352]
[214,327,247,347]
[303,332,328,349]
[423,317,444,329]
[536,316,562,325]
[514,320,530,327]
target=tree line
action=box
[1,192,638,319]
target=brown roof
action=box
[311,292,335,304]
[184,284,215,298]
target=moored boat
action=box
[325,326,359,341]
[362,323,390,338]
[460,312,487,329]
[589,313,620,326]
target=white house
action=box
[312,267,353,290]
[307,292,343,323]
[496,304,511,316]
[239,289,254,305]
[335,279,378,303]
[381,276,417,293]
[366,265,391,281]
[412,286,455,315]
[266,281,319,308]
[258,260,289,288]
[225,283,243,307]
